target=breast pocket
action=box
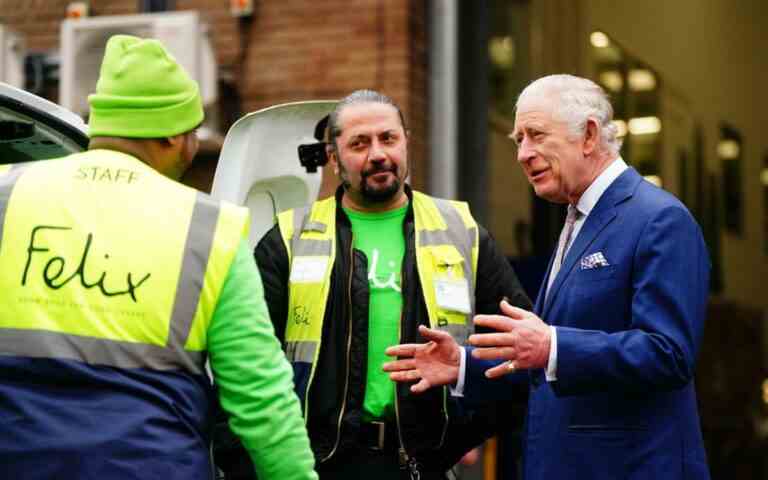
[568,265,629,331]
[572,265,619,297]
[576,264,616,282]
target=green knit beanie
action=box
[87,34,204,139]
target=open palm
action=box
[383,325,461,393]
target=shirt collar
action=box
[574,157,628,217]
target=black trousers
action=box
[316,448,447,480]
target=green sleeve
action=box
[208,239,317,480]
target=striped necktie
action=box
[545,204,580,301]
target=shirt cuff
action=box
[545,326,558,382]
[449,346,467,397]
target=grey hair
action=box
[516,74,622,156]
[328,89,407,152]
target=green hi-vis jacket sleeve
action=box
[208,240,317,480]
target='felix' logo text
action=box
[22,225,151,302]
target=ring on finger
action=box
[506,360,517,372]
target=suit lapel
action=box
[542,208,616,319]
[534,253,556,315]
[542,168,642,320]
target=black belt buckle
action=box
[369,421,386,451]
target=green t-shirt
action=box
[344,204,408,421]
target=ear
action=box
[165,134,185,149]
[582,118,600,156]
[327,145,340,175]
[184,132,197,163]
[165,132,197,173]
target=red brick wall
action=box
[0,0,429,190]
[0,0,136,50]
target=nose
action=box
[516,137,535,164]
[368,139,386,162]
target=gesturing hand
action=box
[469,300,552,379]
[383,325,461,394]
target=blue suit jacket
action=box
[465,168,710,479]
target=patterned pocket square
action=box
[581,251,610,269]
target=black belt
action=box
[360,420,400,452]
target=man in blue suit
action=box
[384,74,711,479]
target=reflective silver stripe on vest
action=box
[289,207,332,256]
[286,206,308,258]
[303,221,327,233]
[285,340,318,363]
[0,164,28,248]
[292,207,311,234]
[419,228,477,250]
[292,238,332,256]
[0,328,204,373]
[166,192,220,354]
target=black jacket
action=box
[254,186,531,471]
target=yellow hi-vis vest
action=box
[277,191,479,411]
[0,151,248,375]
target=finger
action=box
[388,369,421,383]
[385,343,422,357]
[473,315,516,332]
[484,361,516,379]
[499,300,531,319]
[471,346,515,361]
[411,378,432,394]
[418,325,453,343]
[468,332,516,347]
[382,359,417,372]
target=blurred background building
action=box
[1,0,766,478]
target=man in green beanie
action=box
[0,34,317,480]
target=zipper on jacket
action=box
[394,244,426,480]
[393,281,428,480]
[320,235,355,462]
[394,282,410,471]
[439,383,449,447]
[394,211,411,465]
[394,221,452,475]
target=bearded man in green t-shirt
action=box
[254,89,532,480]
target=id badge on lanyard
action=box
[433,277,471,314]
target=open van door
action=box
[211,100,336,248]
[0,82,88,163]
